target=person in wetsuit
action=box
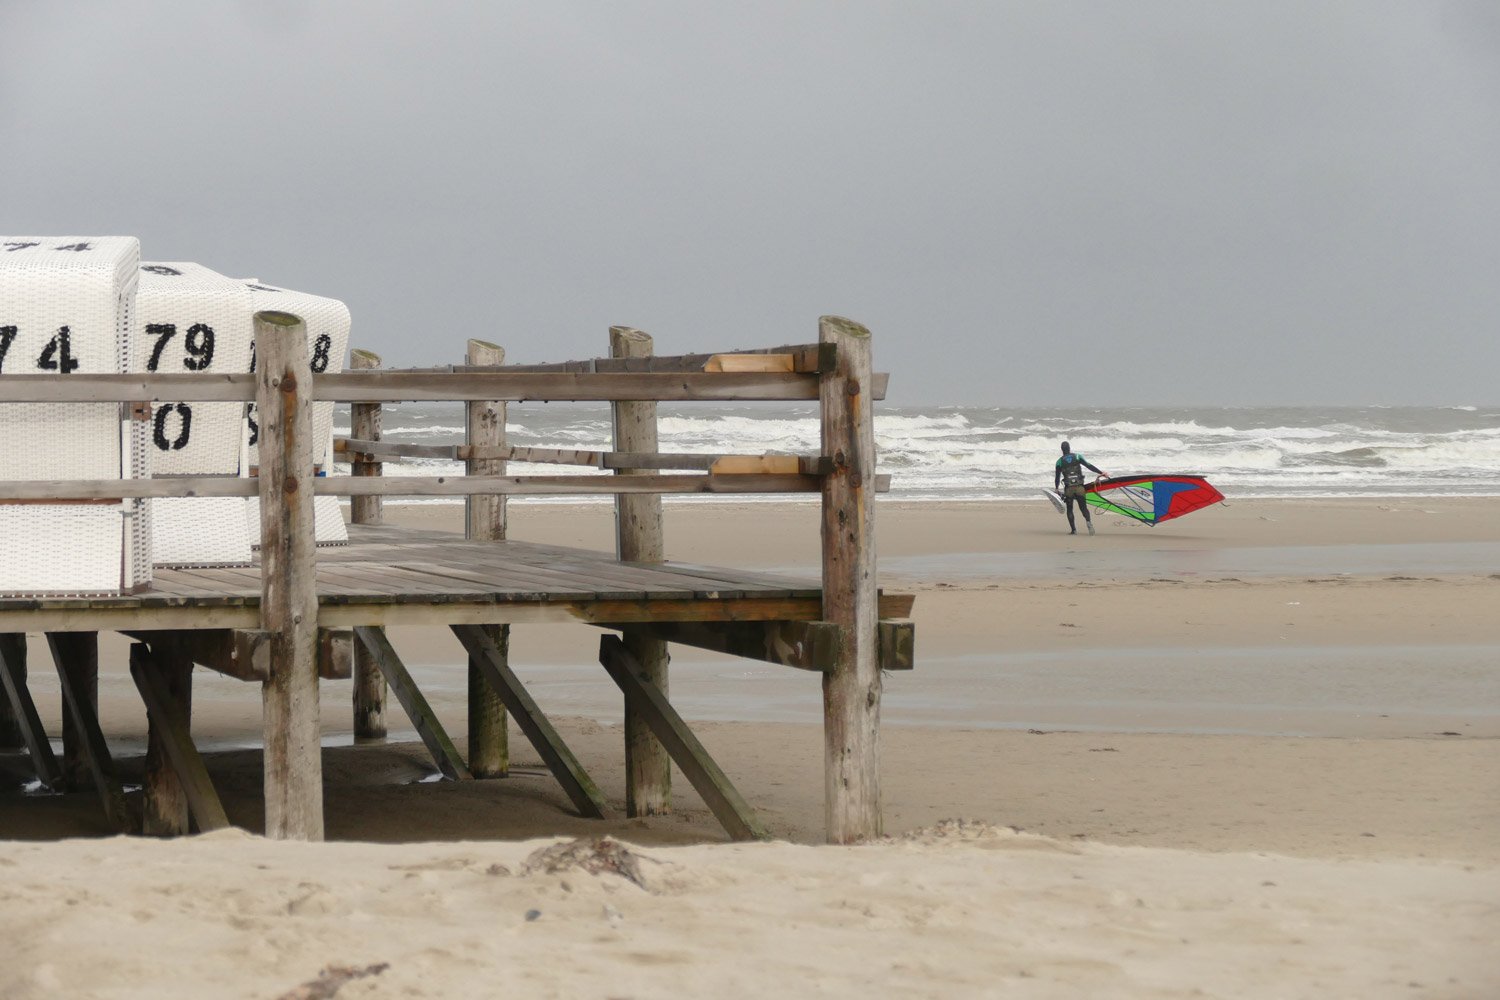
[1054,441,1107,535]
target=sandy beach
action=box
[3,497,1497,998]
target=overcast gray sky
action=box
[4,2,1497,406]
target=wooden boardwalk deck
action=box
[1,521,914,842]
[0,524,913,632]
[0,315,902,843]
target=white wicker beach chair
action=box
[133,262,257,567]
[0,236,151,594]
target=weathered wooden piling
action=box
[600,635,765,840]
[50,632,131,832]
[354,626,472,781]
[818,315,881,843]
[47,632,98,790]
[349,348,387,740]
[0,707,18,752]
[138,643,193,834]
[0,634,27,750]
[130,642,231,834]
[0,634,62,789]
[453,624,607,819]
[610,326,671,816]
[465,338,509,778]
[254,311,323,841]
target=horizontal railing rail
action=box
[0,324,889,502]
[0,369,888,403]
[0,473,889,501]
[333,438,831,474]
[0,313,893,844]
[480,343,834,374]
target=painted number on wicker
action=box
[154,403,193,451]
[0,325,84,374]
[146,323,217,372]
[145,323,220,451]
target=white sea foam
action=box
[332,403,1500,501]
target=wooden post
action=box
[255,310,324,841]
[0,634,62,789]
[610,325,671,817]
[319,629,353,679]
[818,315,881,844]
[349,348,388,741]
[47,632,98,790]
[0,634,27,749]
[352,627,472,781]
[348,348,384,526]
[135,643,193,834]
[130,643,230,834]
[600,636,767,841]
[451,624,608,819]
[50,638,132,833]
[465,338,509,778]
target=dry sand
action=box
[2,497,1497,998]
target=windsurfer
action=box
[1055,441,1107,535]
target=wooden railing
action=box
[0,312,890,843]
[0,346,888,503]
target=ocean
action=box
[334,403,1500,502]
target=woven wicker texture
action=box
[0,507,141,595]
[245,495,349,547]
[0,236,150,594]
[150,497,254,567]
[242,280,350,472]
[133,262,257,567]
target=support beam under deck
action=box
[0,634,62,790]
[352,627,472,782]
[599,635,767,842]
[48,633,132,833]
[451,624,607,820]
[130,643,230,834]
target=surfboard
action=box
[1041,488,1066,515]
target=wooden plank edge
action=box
[600,620,838,673]
[0,470,876,500]
[878,619,915,672]
[0,367,887,402]
[704,353,795,373]
[0,473,828,500]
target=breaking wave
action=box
[334,403,1500,501]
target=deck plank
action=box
[0,525,913,631]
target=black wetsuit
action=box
[1054,453,1103,532]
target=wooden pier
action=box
[0,315,913,844]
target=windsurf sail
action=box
[1083,475,1224,526]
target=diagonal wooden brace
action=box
[598,634,768,842]
[0,634,62,790]
[352,627,471,782]
[47,633,132,833]
[129,644,230,833]
[450,624,607,819]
